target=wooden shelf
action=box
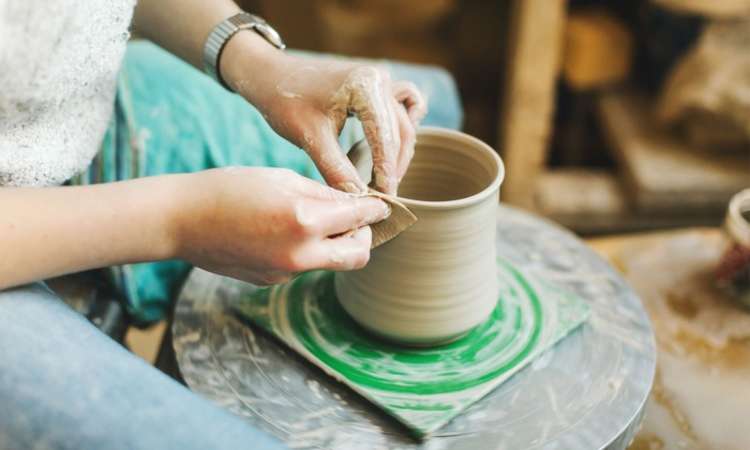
[535,168,721,235]
[597,90,749,214]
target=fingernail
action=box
[341,181,367,195]
[339,229,357,239]
[379,201,392,220]
[366,200,390,224]
[374,173,397,195]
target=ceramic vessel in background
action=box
[717,188,750,306]
[335,127,505,346]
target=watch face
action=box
[257,23,285,49]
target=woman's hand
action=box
[174,167,390,286]
[134,3,426,193]
[221,42,427,195]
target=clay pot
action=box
[335,127,505,346]
[717,189,750,306]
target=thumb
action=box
[305,121,367,194]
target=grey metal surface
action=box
[174,206,656,450]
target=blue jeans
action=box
[0,284,287,449]
[0,43,462,449]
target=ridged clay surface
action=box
[337,127,505,345]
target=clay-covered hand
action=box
[174,167,390,285]
[231,53,427,195]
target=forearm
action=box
[131,0,280,78]
[0,176,183,290]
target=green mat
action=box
[233,259,589,438]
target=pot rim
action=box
[726,188,750,247]
[393,126,505,210]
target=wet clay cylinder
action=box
[335,127,505,346]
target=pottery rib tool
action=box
[347,140,417,248]
[365,189,417,248]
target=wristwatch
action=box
[203,12,286,91]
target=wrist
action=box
[219,29,288,99]
[147,174,197,262]
[84,175,188,265]
[164,173,201,262]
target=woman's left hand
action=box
[222,43,427,195]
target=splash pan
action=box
[233,259,589,438]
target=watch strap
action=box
[203,12,284,91]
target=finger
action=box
[316,226,373,271]
[393,81,427,125]
[293,174,357,201]
[205,265,293,287]
[374,77,402,194]
[393,98,416,181]
[305,118,367,194]
[311,195,390,237]
[345,68,401,194]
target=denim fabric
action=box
[0,283,287,450]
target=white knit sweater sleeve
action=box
[0,0,135,187]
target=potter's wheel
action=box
[229,260,588,437]
[174,206,656,449]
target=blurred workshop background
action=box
[238,0,749,236]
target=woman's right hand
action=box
[173,167,390,286]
